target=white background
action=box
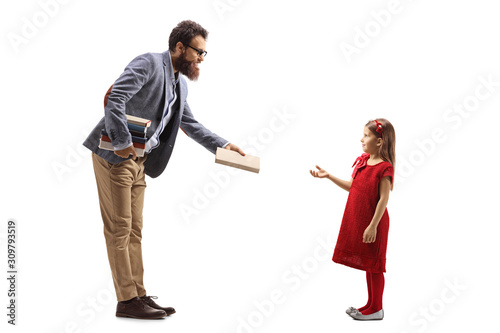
[1,0,499,332]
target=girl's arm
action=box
[310,165,352,192]
[363,176,391,243]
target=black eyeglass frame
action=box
[183,43,207,57]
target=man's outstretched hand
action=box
[225,143,245,156]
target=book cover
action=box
[99,139,145,157]
[126,114,151,127]
[128,123,147,133]
[101,130,147,144]
[100,135,146,149]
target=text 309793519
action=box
[7,220,17,325]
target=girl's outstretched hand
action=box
[363,225,377,243]
[310,165,329,178]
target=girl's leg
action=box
[361,272,384,315]
[358,271,372,312]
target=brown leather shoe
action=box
[140,295,176,316]
[116,297,167,319]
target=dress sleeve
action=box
[380,163,394,184]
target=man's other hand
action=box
[114,145,137,159]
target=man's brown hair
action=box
[169,20,208,52]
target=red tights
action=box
[358,271,385,315]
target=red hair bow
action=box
[374,120,383,134]
[352,153,370,179]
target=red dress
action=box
[332,153,394,273]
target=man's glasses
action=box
[184,44,207,57]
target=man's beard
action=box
[175,52,200,81]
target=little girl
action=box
[310,118,396,321]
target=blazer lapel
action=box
[162,51,176,118]
[178,77,187,120]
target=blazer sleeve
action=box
[104,53,154,150]
[180,100,229,154]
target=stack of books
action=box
[99,115,150,157]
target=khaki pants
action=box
[92,153,148,302]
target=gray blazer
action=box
[83,51,228,178]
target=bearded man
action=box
[83,20,244,319]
